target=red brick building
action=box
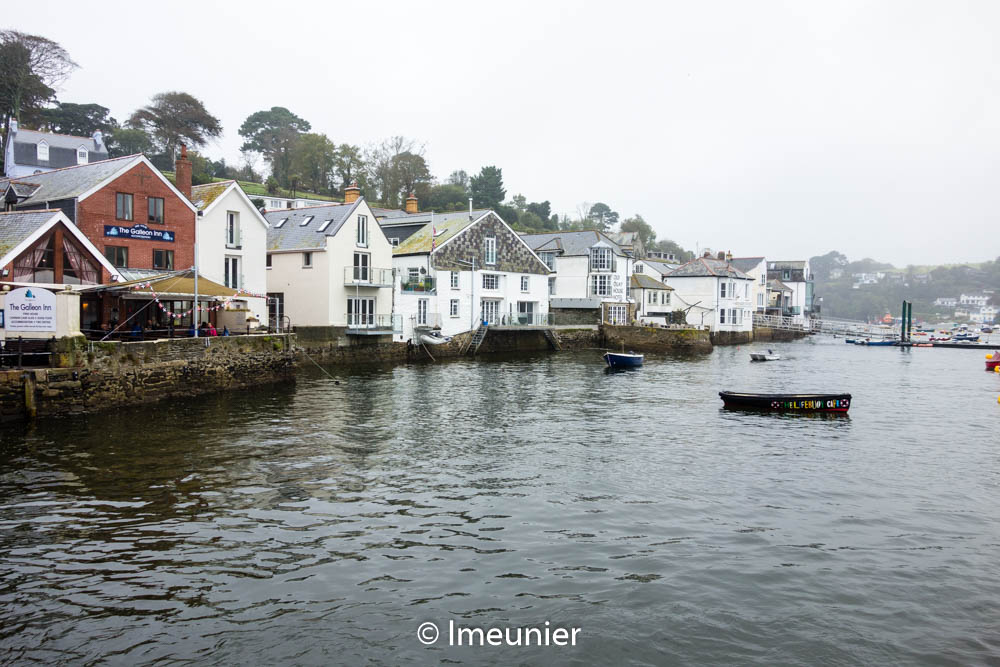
[1,153,196,278]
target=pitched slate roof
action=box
[10,128,109,169]
[631,274,673,290]
[768,278,793,293]
[0,210,62,258]
[263,200,360,251]
[640,258,680,274]
[520,230,624,257]
[768,260,806,270]
[393,210,492,255]
[728,257,765,273]
[189,181,234,211]
[0,154,141,206]
[666,257,751,279]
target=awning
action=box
[80,270,244,300]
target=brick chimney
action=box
[405,192,418,214]
[175,144,192,200]
[344,182,360,204]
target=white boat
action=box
[418,331,452,345]
[750,350,781,361]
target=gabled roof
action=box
[0,209,122,281]
[393,210,491,255]
[190,180,269,230]
[666,257,751,279]
[263,199,362,251]
[631,274,673,290]
[0,154,197,213]
[607,231,639,247]
[520,230,625,257]
[728,257,765,273]
[639,258,680,274]
[10,128,108,169]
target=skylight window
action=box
[274,218,287,228]
[318,219,333,232]
[300,215,314,227]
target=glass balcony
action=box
[345,313,402,334]
[400,276,436,294]
[343,266,393,287]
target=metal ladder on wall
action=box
[542,329,561,351]
[462,323,490,355]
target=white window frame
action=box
[548,277,556,296]
[226,211,240,247]
[388,237,399,246]
[720,282,727,298]
[302,252,313,268]
[274,218,287,228]
[224,256,240,289]
[719,308,726,324]
[484,236,497,265]
[299,215,314,227]
[450,299,460,317]
[520,276,529,292]
[451,271,459,289]
[318,219,333,232]
[417,298,429,325]
[590,247,612,272]
[76,147,88,165]
[37,141,49,162]
[591,274,611,297]
[353,252,370,282]
[482,273,499,290]
[357,215,368,247]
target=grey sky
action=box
[14,0,1000,266]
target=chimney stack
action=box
[175,144,192,200]
[405,192,418,214]
[344,182,360,204]
[725,250,733,262]
[92,129,104,151]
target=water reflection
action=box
[1,341,998,664]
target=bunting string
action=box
[128,281,267,319]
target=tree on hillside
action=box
[423,183,468,211]
[619,214,657,248]
[32,101,114,135]
[588,202,619,230]
[105,127,153,157]
[470,166,506,209]
[238,107,311,188]
[334,143,365,194]
[365,136,424,207]
[128,91,222,161]
[0,30,77,144]
[392,151,432,201]
[447,170,469,190]
[289,133,337,194]
[809,251,849,281]
[650,238,693,262]
[526,200,551,222]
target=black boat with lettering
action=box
[719,392,852,413]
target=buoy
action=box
[988,353,994,360]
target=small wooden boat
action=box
[750,350,781,361]
[604,351,644,369]
[719,392,851,413]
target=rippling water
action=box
[1,338,999,665]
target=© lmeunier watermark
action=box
[417,621,580,647]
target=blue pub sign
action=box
[103,224,175,242]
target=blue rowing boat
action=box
[604,351,644,369]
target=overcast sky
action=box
[13,0,1000,266]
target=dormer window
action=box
[77,147,88,165]
[37,141,49,162]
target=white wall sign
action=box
[5,287,56,332]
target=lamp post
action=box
[456,256,478,330]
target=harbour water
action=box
[1,338,998,665]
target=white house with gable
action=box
[263,198,395,333]
[664,256,754,333]
[189,180,269,325]
[392,209,551,342]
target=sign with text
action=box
[5,287,56,332]
[104,224,175,242]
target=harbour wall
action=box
[754,327,808,342]
[0,333,296,423]
[603,325,713,353]
[709,330,754,346]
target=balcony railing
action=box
[490,312,554,327]
[401,277,436,294]
[343,266,393,287]
[345,313,402,333]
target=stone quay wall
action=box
[754,327,808,342]
[709,330,754,346]
[602,325,713,352]
[1,333,296,422]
